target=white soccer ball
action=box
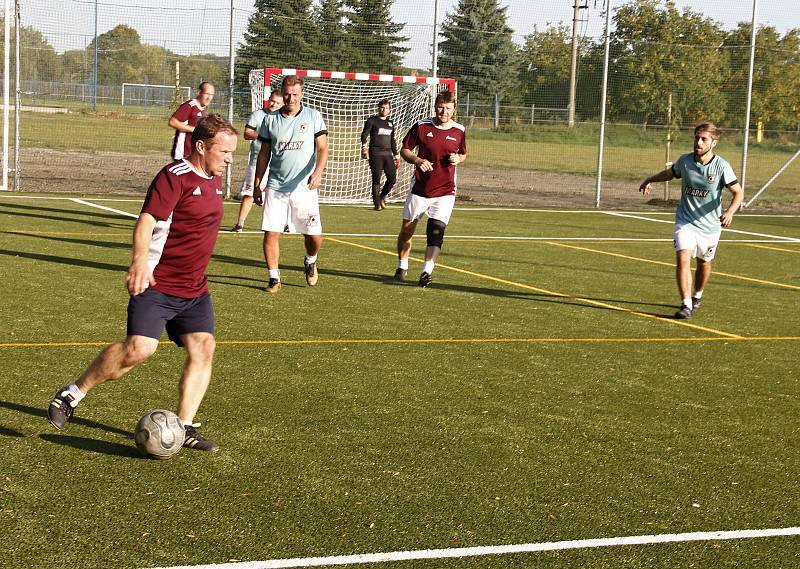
[134,409,185,459]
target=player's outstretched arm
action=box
[253,140,271,205]
[638,168,675,196]
[127,213,157,296]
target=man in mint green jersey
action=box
[638,122,744,319]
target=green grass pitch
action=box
[0,195,798,568]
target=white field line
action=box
[70,198,139,219]
[148,527,800,569]
[603,211,800,242]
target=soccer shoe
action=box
[183,424,219,452]
[48,386,75,430]
[265,278,282,293]
[418,271,432,288]
[305,259,318,286]
[393,268,407,282]
[379,198,387,210]
[674,305,693,319]
[691,297,702,314]
[230,223,243,233]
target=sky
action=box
[16,0,800,63]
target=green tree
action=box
[437,0,521,106]
[722,24,800,130]
[344,0,408,73]
[314,0,356,70]
[0,19,61,82]
[609,0,727,126]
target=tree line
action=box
[4,0,799,130]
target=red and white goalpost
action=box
[249,67,456,204]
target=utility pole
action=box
[568,1,587,127]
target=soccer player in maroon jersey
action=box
[47,114,238,453]
[169,82,215,160]
[395,90,467,287]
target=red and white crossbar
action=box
[263,68,456,93]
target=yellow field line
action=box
[2,336,799,348]
[326,237,743,339]
[737,243,800,254]
[547,241,800,291]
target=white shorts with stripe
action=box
[260,187,322,235]
[403,193,456,225]
[674,223,720,261]
[238,163,269,198]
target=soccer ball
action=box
[134,409,185,459]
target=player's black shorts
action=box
[127,289,214,347]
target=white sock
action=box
[682,297,692,308]
[693,291,703,300]
[305,254,318,264]
[65,383,86,407]
[398,258,409,270]
[237,218,245,226]
[423,260,435,274]
[269,269,280,280]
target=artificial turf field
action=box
[0,194,798,569]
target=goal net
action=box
[249,67,456,204]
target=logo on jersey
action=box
[378,128,392,136]
[446,135,457,141]
[426,132,434,138]
[685,187,710,197]
[215,188,223,194]
[192,187,202,196]
[277,141,304,151]
[299,123,309,134]
[707,175,716,182]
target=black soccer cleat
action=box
[674,305,693,319]
[691,297,702,314]
[418,271,432,288]
[48,386,75,430]
[230,223,243,233]
[265,278,282,293]
[393,268,407,282]
[183,424,219,452]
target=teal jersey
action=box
[258,105,327,193]
[245,108,268,165]
[672,153,737,234]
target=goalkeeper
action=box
[360,99,400,210]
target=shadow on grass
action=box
[0,400,133,439]
[40,434,144,459]
[0,425,25,437]
[0,248,127,273]
[0,201,134,229]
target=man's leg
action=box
[48,335,159,429]
[369,157,383,210]
[264,231,282,292]
[674,249,694,318]
[394,218,417,281]
[303,234,322,286]
[233,196,254,230]
[379,156,397,207]
[175,332,219,452]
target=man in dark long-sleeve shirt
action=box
[360,99,400,210]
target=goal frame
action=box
[249,67,457,204]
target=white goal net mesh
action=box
[249,68,455,204]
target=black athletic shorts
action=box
[127,289,214,347]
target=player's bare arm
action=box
[450,153,466,166]
[243,126,258,141]
[253,139,271,206]
[721,182,744,227]
[168,116,193,133]
[126,213,157,296]
[309,133,329,191]
[639,167,675,196]
[402,148,432,172]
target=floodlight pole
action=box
[432,0,440,78]
[594,0,612,208]
[2,0,10,191]
[740,0,758,198]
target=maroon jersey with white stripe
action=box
[141,160,224,298]
[402,118,467,198]
[170,99,206,160]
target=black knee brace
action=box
[426,218,447,248]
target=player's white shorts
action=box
[261,187,322,235]
[674,224,720,261]
[238,163,268,198]
[403,193,456,225]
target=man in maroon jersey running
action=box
[394,90,467,287]
[47,113,238,453]
[169,82,215,160]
